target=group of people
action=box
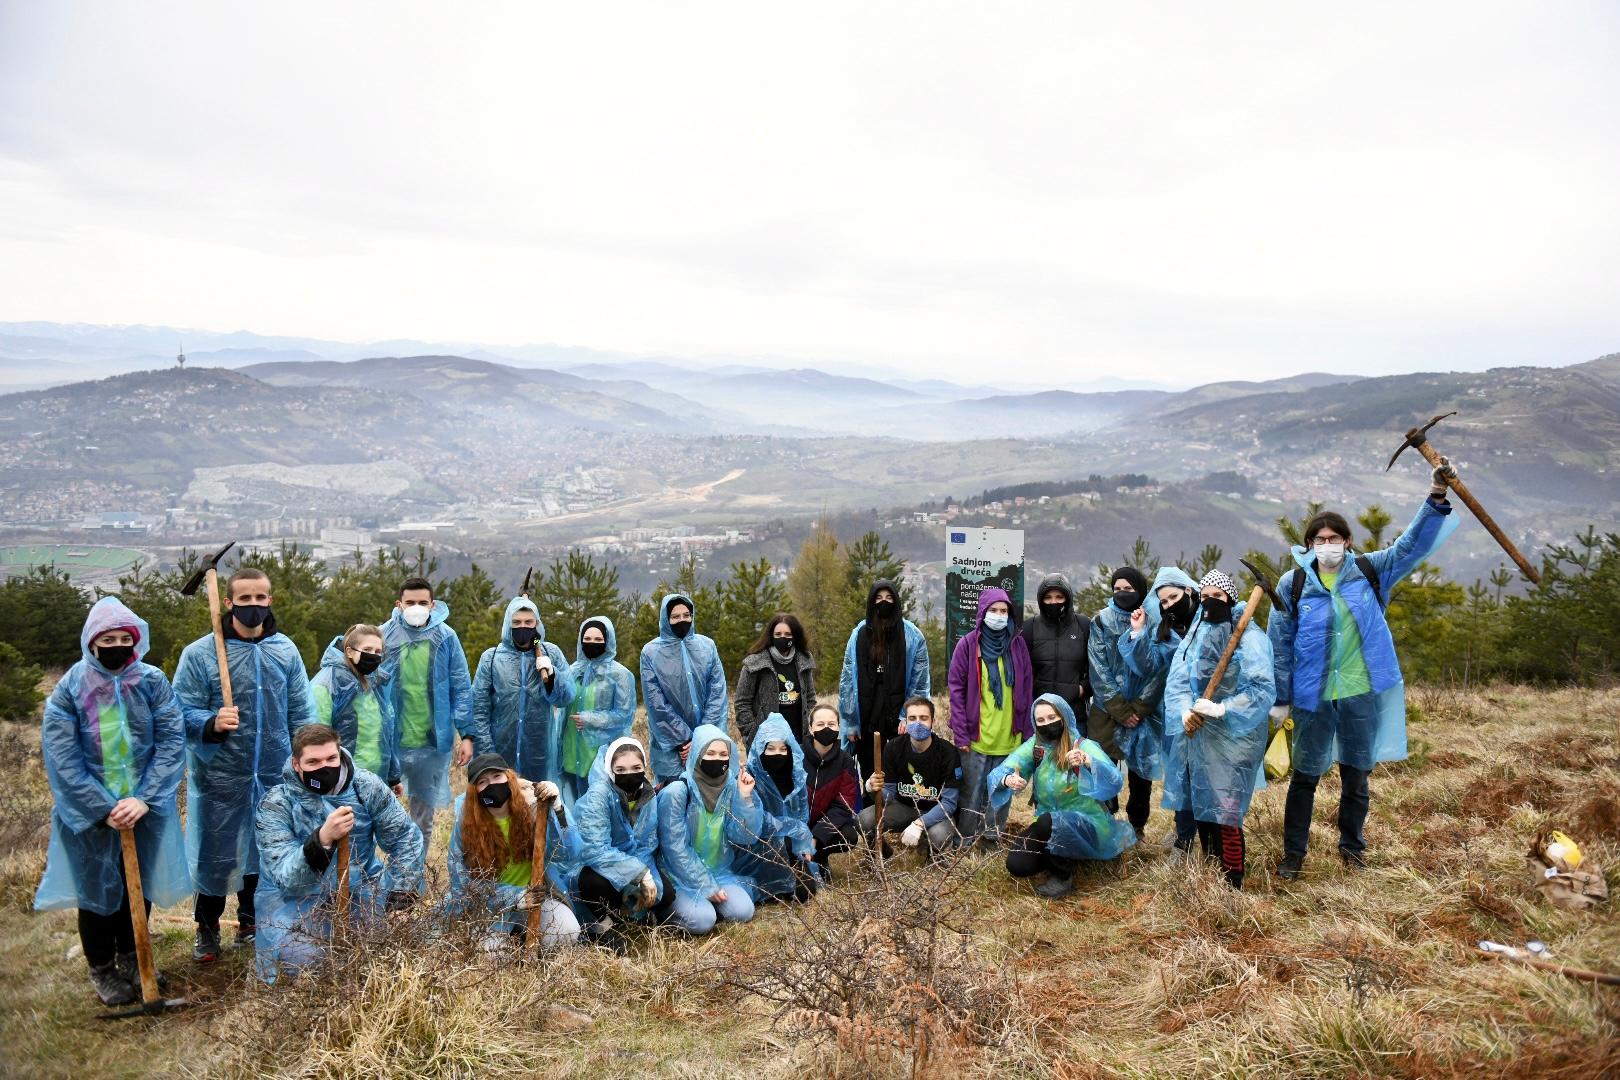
[34,463,1457,1007]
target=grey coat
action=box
[734,648,818,747]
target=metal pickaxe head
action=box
[179,541,237,596]
[1239,556,1284,611]
[520,566,534,598]
[1386,411,1458,471]
[99,995,192,1021]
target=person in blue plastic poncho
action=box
[382,576,474,842]
[447,753,582,952]
[1271,472,1458,880]
[988,694,1134,899]
[838,580,930,782]
[732,712,819,903]
[172,566,314,963]
[558,616,636,807]
[640,594,727,784]
[470,597,577,788]
[1119,566,1201,853]
[573,737,675,952]
[36,597,191,1007]
[1086,566,1164,840]
[656,723,763,934]
[310,624,400,792]
[1162,570,1276,890]
[253,724,424,982]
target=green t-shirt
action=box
[492,816,532,888]
[313,681,387,775]
[398,640,433,748]
[1318,570,1372,701]
[972,657,1021,756]
[561,677,597,779]
[97,695,136,800]
[694,801,727,871]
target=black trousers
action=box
[1123,772,1154,832]
[1196,821,1246,887]
[811,816,856,867]
[577,865,676,925]
[1005,814,1078,879]
[78,865,151,969]
[195,874,258,929]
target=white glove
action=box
[1192,697,1226,720]
[536,652,554,676]
[1269,705,1290,725]
[901,820,925,848]
[1430,455,1458,491]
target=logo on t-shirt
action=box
[897,766,941,802]
[775,671,799,706]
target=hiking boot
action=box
[1171,835,1195,860]
[115,953,169,996]
[1132,826,1147,844]
[89,961,137,1007]
[234,920,256,948]
[192,924,221,964]
[1225,869,1245,891]
[1340,847,1367,871]
[1275,854,1304,881]
[1034,874,1076,899]
[587,919,628,955]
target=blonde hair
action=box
[343,623,384,690]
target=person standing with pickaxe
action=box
[173,562,314,963]
[1269,461,1459,881]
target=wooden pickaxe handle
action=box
[204,567,235,709]
[524,794,552,957]
[871,731,886,864]
[334,835,351,927]
[118,828,161,1006]
[1188,586,1264,734]
[1407,441,1541,585]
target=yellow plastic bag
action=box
[1264,714,1293,782]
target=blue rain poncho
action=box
[573,738,666,914]
[733,712,816,900]
[35,597,192,915]
[446,787,583,933]
[1114,566,1201,782]
[470,597,577,783]
[559,616,636,801]
[1162,602,1276,826]
[1088,596,1167,743]
[836,617,930,748]
[1269,497,1457,776]
[639,595,728,780]
[381,600,473,813]
[173,618,314,897]
[310,637,401,787]
[253,749,424,982]
[987,694,1135,861]
[656,724,764,900]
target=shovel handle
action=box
[1408,441,1541,584]
[334,836,351,926]
[525,795,552,957]
[119,828,161,1006]
[204,567,235,709]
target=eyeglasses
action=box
[1310,536,1346,547]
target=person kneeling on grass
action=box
[988,693,1134,899]
[253,724,425,982]
[858,696,962,857]
[656,723,762,934]
[574,738,676,952]
[733,713,820,902]
[35,597,191,1007]
[448,753,582,952]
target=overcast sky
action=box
[2,2,1617,385]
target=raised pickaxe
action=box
[1386,412,1541,584]
[100,828,192,1019]
[179,541,238,714]
[1186,561,1277,736]
[519,566,534,598]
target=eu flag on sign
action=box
[950,532,966,543]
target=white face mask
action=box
[402,604,431,628]
[983,612,1009,632]
[1315,543,1346,569]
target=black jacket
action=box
[1019,572,1092,715]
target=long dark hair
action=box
[748,613,809,657]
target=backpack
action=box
[1289,553,1383,615]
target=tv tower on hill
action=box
[176,339,186,370]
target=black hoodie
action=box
[1019,572,1091,714]
[853,579,908,737]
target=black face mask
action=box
[1113,590,1142,613]
[761,753,793,787]
[1040,601,1067,625]
[697,757,728,779]
[1036,721,1064,742]
[872,599,897,620]
[95,644,136,670]
[581,640,607,660]
[477,781,511,808]
[300,764,343,795]
[509,626,539,651]
[231,604,270,629]
[613,770,645,796]
[811,727,839,747]
[1201,596,1233,624]
[670,620,693,639]
[353,651,382,675]
[1161,593,1196,631]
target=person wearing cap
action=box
[1085,566,1163,840]
[1161,569,1275,890]
[1269,468,1458,880]
[573,737,675,950]
[447,753,582,952]
[35,597,191,1007]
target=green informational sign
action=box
[945,527,1025,659]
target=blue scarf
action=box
[978,623,1013,709]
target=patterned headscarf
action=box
[1198,569,1239,602]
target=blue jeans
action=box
[666,887,754,935]
[956,750,1009,840]
[1282,762,1372,859]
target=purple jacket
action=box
[947,587,1034,748]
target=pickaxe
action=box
[1386,413,1541,584]
[99,829,192,1019]
[520,566,534,598]
[1186,560,1278,736]
[179,542,237,716]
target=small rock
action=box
[538,1005,594,1032]
[65,944,83,961]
